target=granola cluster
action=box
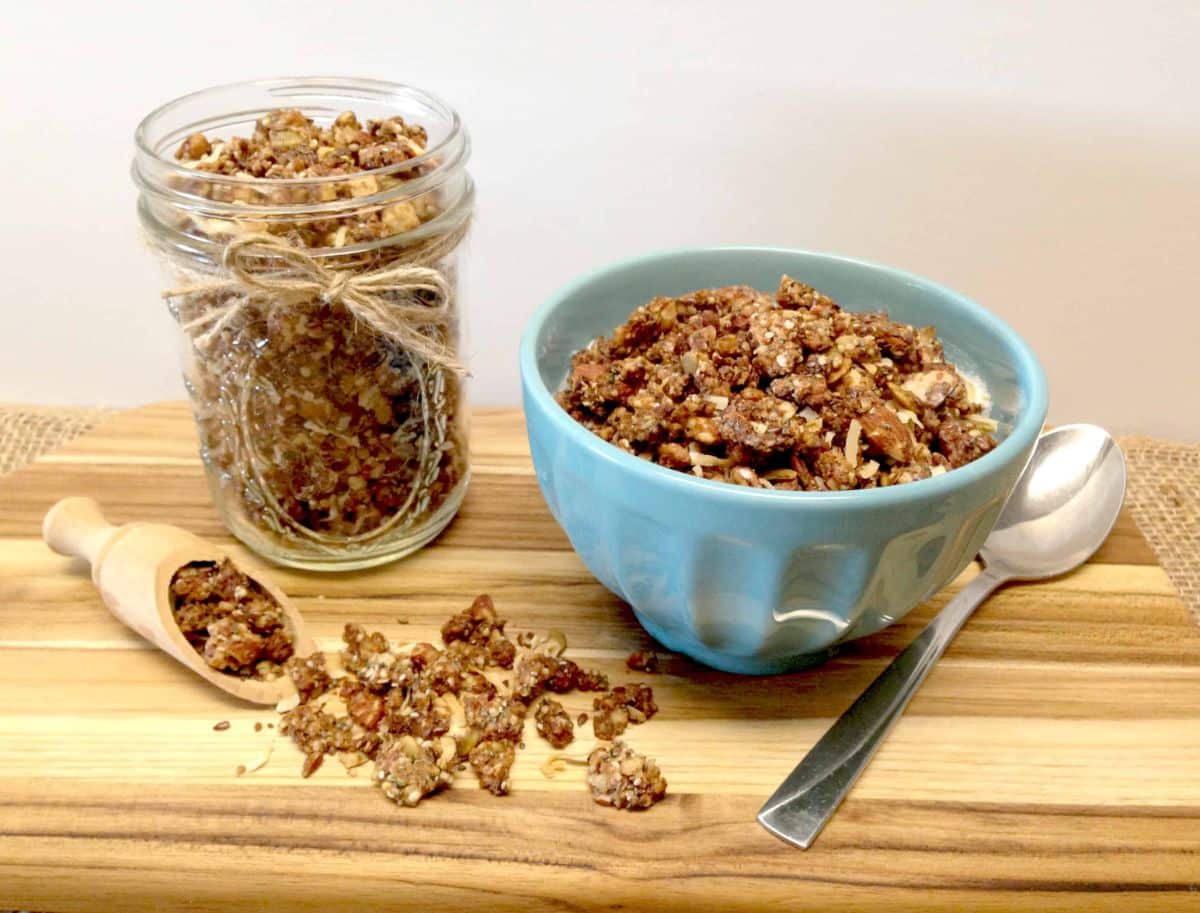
[275,595,667,811]
[174,109,440,249]
[163,108,466,561]
[170,558,293,678]
[558,277,999,490]
[587,741,669,811]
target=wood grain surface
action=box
[1,403,1198,912]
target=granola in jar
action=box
[557,277,999,491]
[134,79,475,569]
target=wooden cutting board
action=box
[2,403,1198,912]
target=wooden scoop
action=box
[43,496,314,705]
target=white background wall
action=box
[3,1,1197,439]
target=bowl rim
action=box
[518,245,1049,509]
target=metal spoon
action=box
[757,424,1126,849]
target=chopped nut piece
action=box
[587,741,668,810]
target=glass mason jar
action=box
[133,78,474,570]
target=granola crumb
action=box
[254,722,263,732]
[235,764,247,777]
[213,720,231,731]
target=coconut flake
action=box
[240,742,274,775]
[844,419,862,468]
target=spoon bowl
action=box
[982,424,1127,579]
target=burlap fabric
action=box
[0,406,1195,621]
[0,405,115,475]
[1118,435,1200,624]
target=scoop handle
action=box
[43,497,121,568]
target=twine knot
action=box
[166,225,469,373]
[322,270,351,304]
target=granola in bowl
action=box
[557,276,998,491]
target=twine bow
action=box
[165,225,467,373]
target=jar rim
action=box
[133,76,473,260]
[134,76,466,191]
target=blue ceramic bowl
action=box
[519,247,1048,674]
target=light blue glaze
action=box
[519,247,1048,674]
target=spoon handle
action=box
[757,566,1007,849]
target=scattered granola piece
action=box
[213,720,231,732]
[440,594,517,668]
[535,699,575,749]
[593,684,658,739]
[279,702,335,773]
[574,667,610,692]
[626,650,660,673]
[342,624,408,691]
[587,741,668,810]
[464,692,527,743]
[469,739,516,796]
[374,736,455,807]
[270,595,668,814]
[285,653,331,702]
